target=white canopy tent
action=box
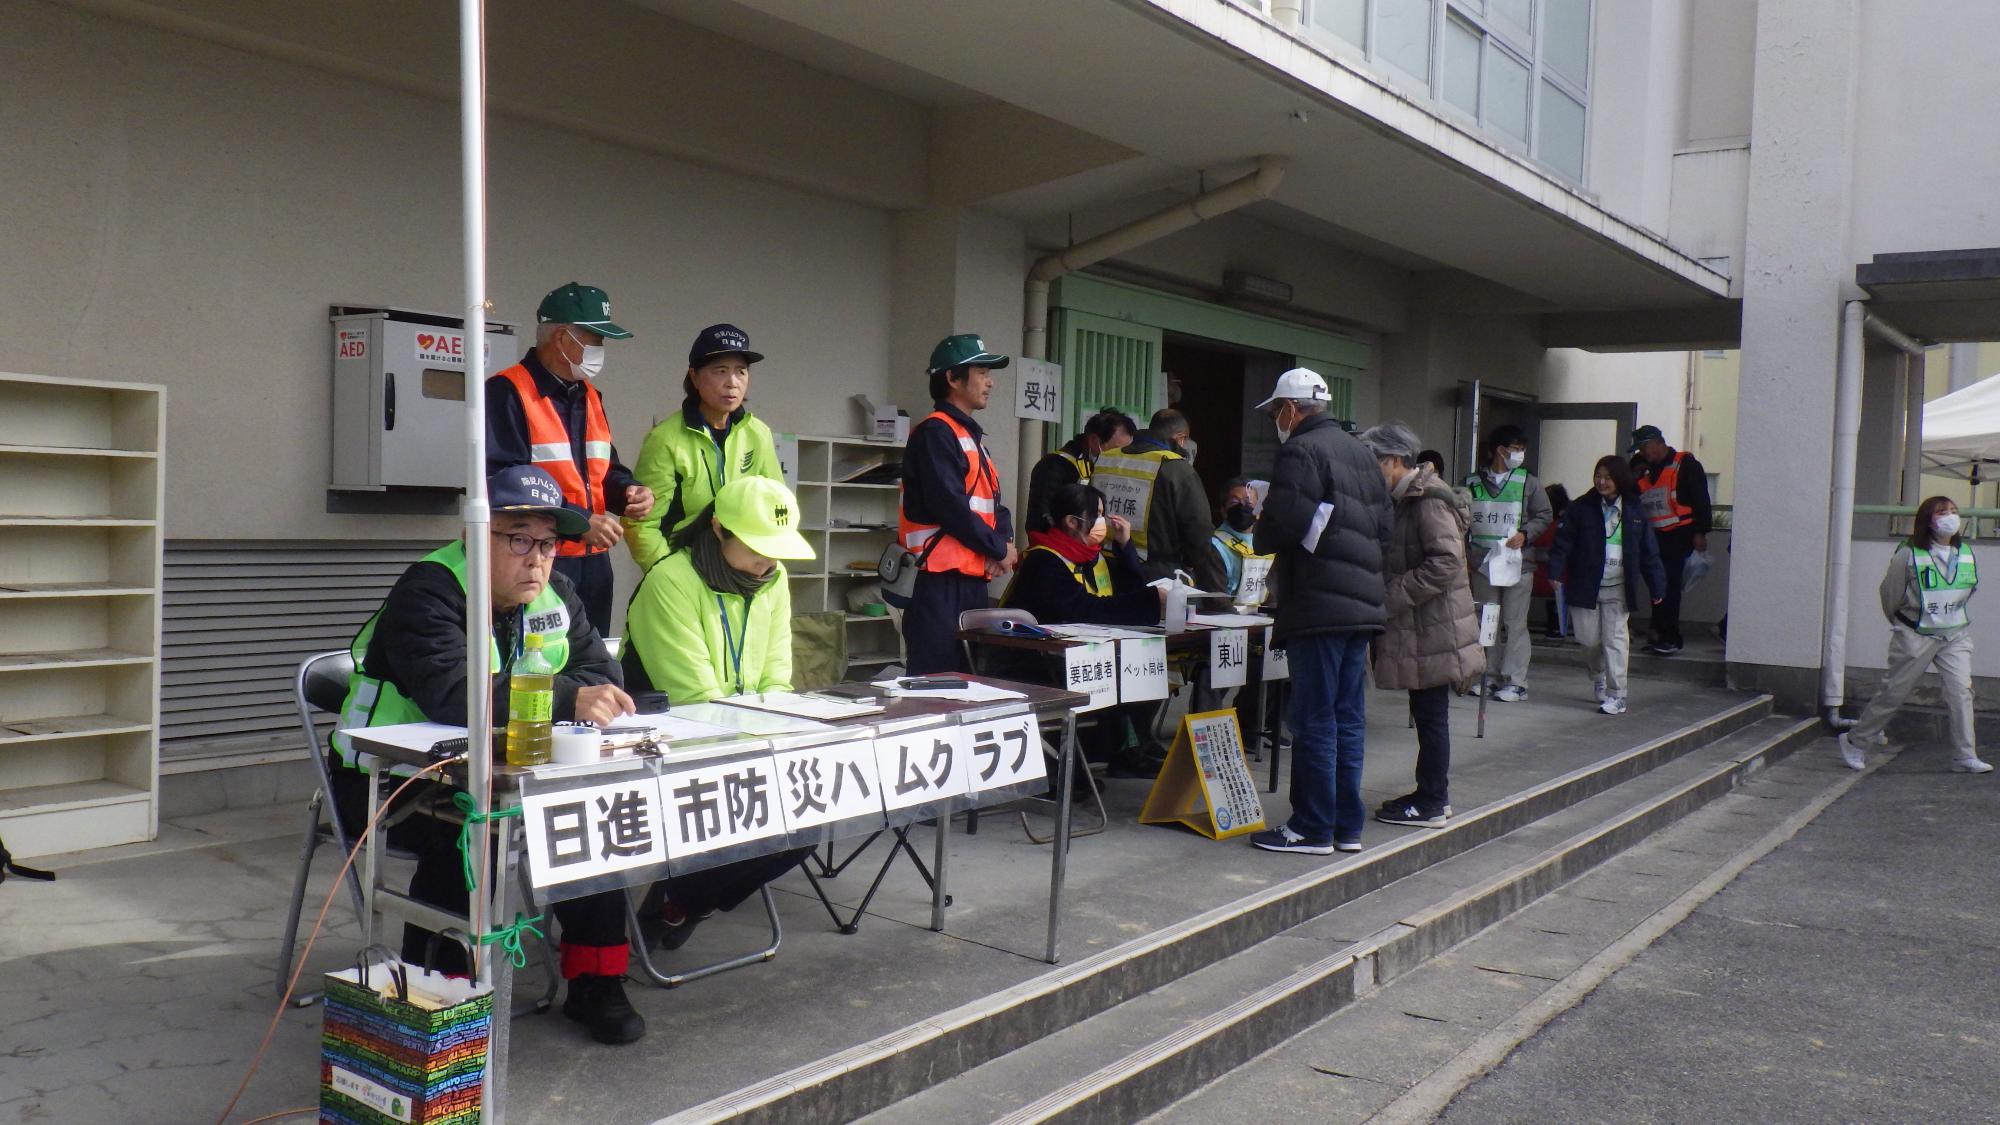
[1922,370,2000,480]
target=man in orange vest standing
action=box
[1629,424,1711,656]
[898,334,1019,674]
[487,282,654,635]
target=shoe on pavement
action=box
[1375,802,1449,829]
[1492,684,1528,703]
[1952,757,1994,774]
[1379,794,1452,817]
[1334,840,1364,853]
[1645,641,1683,656]
[1251,824,1337,855]
[562,974,647,1045]
[1593,676,1609,704]
[1837,732,1867,771]
[1465,681,1484,698]
[1598,696,1628,716]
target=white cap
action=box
[1255,367,1331,411]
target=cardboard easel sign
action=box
[1139,709,1267,840]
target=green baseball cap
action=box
[927,333,1011,375]
[536,282,632,339]
[714,477,816,561]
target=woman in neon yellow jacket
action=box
[622,475,815,702]
[623,324,784,572]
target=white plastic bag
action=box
[1682,549,1712,592]
[1482,543,1524,589]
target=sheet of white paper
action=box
[1188,613,1277,628]
[720,690,885,720]
[772,737,885,829]
[1263,643,1290,680]
[1209,627,1250,688]
[1043,623,1160,641]
[869,679,1027,703]
[625,713,739,743]
[1301,500,1335,552]
[1479,602,1501,647]
[670,702,838,736]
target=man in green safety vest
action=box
[328,466,648,1046]
[1092,409,1228,591]
[1464,424,1553,702]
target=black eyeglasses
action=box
[492,530,560,559]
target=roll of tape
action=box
[551,723,602,766]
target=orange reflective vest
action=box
[1637,450,1696,532]
[496,364,612,557]
[898,410,999,579]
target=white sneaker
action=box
[1837,732,1866,771]
[1598,696,1627,716]
[1952,757,1994,774]
[1592,676,1608,704]
[1492,684,1528,703]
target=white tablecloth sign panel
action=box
[660,753,791,859]
[1063,641,1118,712]
[520,775,672,890]
[1119,636,1170,702]
[774,736,887,831]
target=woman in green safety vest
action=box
[624,324,784,571]
[1464,424,1553,703]
[621,475,820,949]
[1839,496,1991,773]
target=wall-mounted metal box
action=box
[330,307,517,491]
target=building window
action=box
[1304,0,1592,184]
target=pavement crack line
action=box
[1308,1064,1399,1087]
[1362,760,1873,1125]
[1473,964,1563,983]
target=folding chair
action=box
[958,608,1110,842]
[622,879,785,989]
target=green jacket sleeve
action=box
[624,420,678,572]
[753,575,794,693]
[632,560,728,704]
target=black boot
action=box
[562,974,646,1045]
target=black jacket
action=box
[364,560,623,727]
[1547,493,1668,611]
[485,349,639,517]
[1629,447,1712,535]
[1253,413,1391,644]
[1123,432,1230,591]
[1002,541,1158,628]
[1025,439,1089,533]
[902,402,1014,560]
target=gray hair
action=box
[1358,420,1423,463]
[535,321,569,348]
[1283,398,1325,416]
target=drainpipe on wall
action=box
[1901,348,1928,502]
[1018,156,1288,524]
[1269,2,1305,31]
[1821,303,1923,725]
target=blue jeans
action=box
[1285,631,1371,844]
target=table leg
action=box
[929,813,950,932]
[1045,711,1078,964]
[483,819,517,1125]
[361,762,381,950]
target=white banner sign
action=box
[661,754,789,858]
[963,714,1045,791]
[1118,636,1170,702]
[1013,357,1063,422]
[521,776,671,889]
[1209,627,1250,689]
[1263,642,1289,680]
[875,725,970,812]
[774,737,884,830]
[1064,640,1118,712]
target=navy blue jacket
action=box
[1547,493,1667,611]
[485,350,639,516]
[902,402,1014,561]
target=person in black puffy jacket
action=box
[1248,369,1391,856]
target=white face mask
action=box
[1274,406,1292,444]
[1934,512,1962,538]
[564,330,606,380]
[1181,438,1198,465]
[1504,449,1525,470]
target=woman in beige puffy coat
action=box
[1358,422,1485,829]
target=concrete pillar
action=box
[1726,0,1861,699]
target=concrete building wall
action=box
[1587,0,1690,233]
[0,1,899,546]
[1683,0,1757,145]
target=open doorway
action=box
[1163,334,1292,516]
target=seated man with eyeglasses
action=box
[327,466,646,1044]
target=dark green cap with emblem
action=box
[926,333,1010,375]
[537,282,631,339]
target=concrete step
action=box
[657,695,1779,1125]
[1153,733,1861,1124]
[860,715,1817,1125]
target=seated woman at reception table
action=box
[622,476,817,949]
[1001,483,1166,777]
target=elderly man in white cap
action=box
[1248,369,1392,856]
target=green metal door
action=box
[1052,309,1163,453]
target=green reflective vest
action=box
[1091,446,1181,556]
[625,405,783,571]
[331,540,571,770]
[624,549,793,703]
[1909,543,1977,635]
[1466,468,1527,548]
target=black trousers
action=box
[903,569,988,675]
[553,551,615,637]
[650,848,811,915]
[1652,527,1696,647]
[332,769,626,974]
[1408,685,1452,811]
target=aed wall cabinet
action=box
[330,307,516,491]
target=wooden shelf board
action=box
[0,713,153,746]
[0,516,156,527]
[0,444,157,459]
[844,613,895,623]
[0,648,153,672]
[0,778,150,816]
[0,582,155,599]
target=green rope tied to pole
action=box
[479,912,545,969]
[452,790,523,892]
